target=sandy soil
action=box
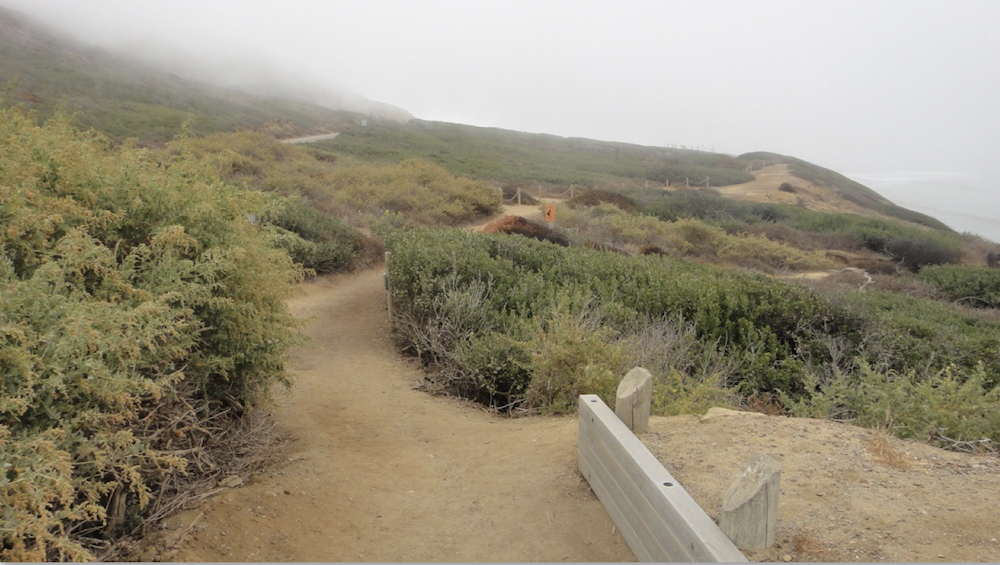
[642,409,1000,562]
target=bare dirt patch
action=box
[713,164,884,219]
[642,409,1000,562]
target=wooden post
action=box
[720,454,781,551]
[516,187,521,206]
[384,251,393,323]
[615,367,652,434]
[570,185,575,199]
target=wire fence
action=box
[498,176,717,205]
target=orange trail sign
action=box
[545,204,556,222]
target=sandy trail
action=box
[154,268,633,562]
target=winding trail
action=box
[159,267,634,561]
[279,132,341,144]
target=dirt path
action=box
[150,268,634,562]
[279,132,341,144]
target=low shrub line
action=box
[386,228,1000,452]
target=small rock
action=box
[264,491,278,497]
[217,475,243,488]
[284,489,292,495]
[782,554,792,562]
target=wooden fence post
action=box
[720,453,781,550]
[384,251,393,323]
[615,367,652,434]
[516,187,521,206]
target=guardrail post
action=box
[719,454,781,550]
[615,367,652,434]
[578,395,747,562]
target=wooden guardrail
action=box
[577,394,747,562]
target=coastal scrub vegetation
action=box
[0,107,305,560]
[626,187,964,271]
[385,229,1000,452]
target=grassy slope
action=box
[318,118,755,189]
[0,5,360,144]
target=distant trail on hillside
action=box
[280,132,340,144]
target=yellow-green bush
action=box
[0,108,303,560]
[165,133,502,229]
[719,235,835,272]
[327,158,501,226]
[523,302,631,414]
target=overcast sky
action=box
[6,0,1000,175]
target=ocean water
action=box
[847,171,1000,244]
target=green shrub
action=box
[455,333,532,407]
[884,237,961,272]
[845,290,1000,385]
[385,228,1000,438]
[566,189,639,213]
[266,198,381,274]
[522,301,631,414]
[0,107,303,560]
[785,362,1000,449]
[917,264,1000,308]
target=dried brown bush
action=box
[866,427,913,470]
[480,215,570,246]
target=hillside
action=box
[0,5,384,144]
[5,4,1000,562]
[0,4,949,235]
[313,119,954,234]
